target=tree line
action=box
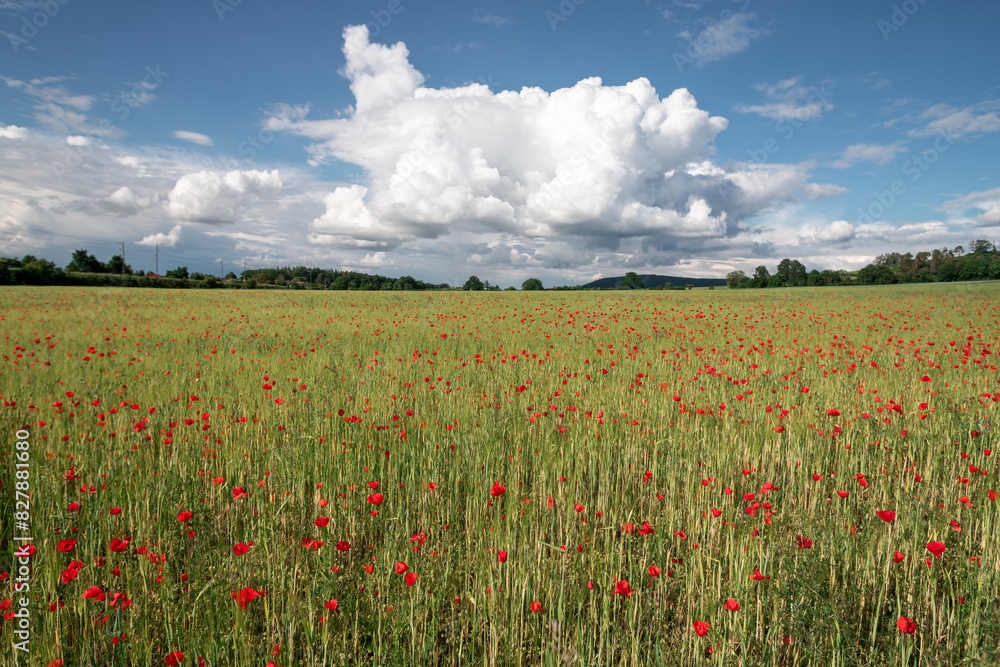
[0,249,452,290]
[726,240,1000,288]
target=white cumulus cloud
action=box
[166,169,283,223]
[267,25,841,267]
[138,225,184,248]
[0,123,29,139]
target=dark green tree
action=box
[166,266,189,279]
[623,272,644,289]
[463,275,485,291]
[104,254,132,275]
[725,270,746,288]
[751,265,770,288]
[66,249,104,273]
[969,239,994,254]
[521,278,544,291]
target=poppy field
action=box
[1,284,998,666]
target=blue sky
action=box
[1,0,998,286]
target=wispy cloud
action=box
[735,76,834,121]
[830,142,907,169]
[940,187,1000,227]
[908,99,1000,138]
[173,130,214,147]
[473,10,510,26]
[677,12,768,66]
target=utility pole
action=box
[120,242,125,276]
[155,243,161,275]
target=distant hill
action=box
[582,274,726,289]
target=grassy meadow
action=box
[1,284,998,666]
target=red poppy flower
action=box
[230,587,266,610]
[490,481,506,497]
[724,599,740,611]
[621,522,635,534]
[108,538,130,552]
[498,551,508,563]
[110,507,122,515]
[826,409,841,416]
[638,521,654,535]
[749,569,770,580]
[233,542,252,556]
[796,535,812,549]
[404,572,418,587]
[896,616,917,634]
[67,501,79,511]
[673,531,687,539]
[165,651,185,666]
[56,539,77,553]
[926,541,946,558]
[336,541,351,551]
[711,508,722,517]
[529,601,543,613]
[612,580,634,598]
[301,537,323,549]
[893,551,906,563]
[836,490,849,498]
[648,565,661,577]
[176,511,193,522]
[324,599,338,611]
[395,561,409,574]
[876,510,895,523]
[82,586,105,601]
[693,621,710,637]
[367,493,384,505]
[990,490,997,502]
[61,564,82,584]
[958,496,972,507]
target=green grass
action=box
[1,284,998,666]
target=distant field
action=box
[1,284,998,666]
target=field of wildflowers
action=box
[1,284,997,665]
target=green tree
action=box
[104,254,132,275]
[775,258,807,286]
[751,265,770,288]
[858,264,896,285]
[463,275,484,291]
[969,239,994,254]
[521,278,544,291]
[17,257,62,284]
[623,272,644,289]
[166,266,189,279]
[725,270,746,288]
[66,249,104,273]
